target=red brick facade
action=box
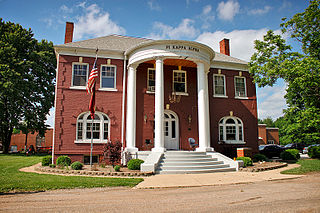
[258,124,279,145]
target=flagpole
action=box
[90,114,94,167]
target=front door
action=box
[164,110,179,150]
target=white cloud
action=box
[148,0,161,11]
[74,4,126,40]
[217,0,240,21]
[60,5,73,14]
[248,6,271,15]
[199,5,215,29]
[148,19,199,40]
[196,28,282,61]
[45,107,55,127]
[257,83,287,119]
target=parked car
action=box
[259,145,285,158]
[303,144,320,154]
[36,146,52,154]
[284,143,306,152]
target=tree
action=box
[0,19,56,153]
[258,117,275,127]
[249,0,320,145]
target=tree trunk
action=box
[3,127,13,154]
[24,132,28,151]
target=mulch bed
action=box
[239,162,288,172]
[35,165,153,177]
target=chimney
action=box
[219,38,230,56]
[64,22,74,44]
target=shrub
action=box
[56,155,71,166]
[49,164,56,168]
[308,146,320,159]
[114,165,121,172]
[253,154,268,162]
[71,161,83,170]
[280,149,300,161]
[42,156,52,166]
[127,159,144,170]
[102,141,122,166]
[236,157,253,167]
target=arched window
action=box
[219,116,244,144]
[76,111,110,143]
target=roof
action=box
[56,34,247,65]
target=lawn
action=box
[0,154,143,193]
[281,159,320,174]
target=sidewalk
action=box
[135,164,303,189]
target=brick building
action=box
[258,124,280,145]
[53,22,258,172]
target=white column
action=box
[125,64,138,153]
[152,58,166,152]
[196,62,214,152]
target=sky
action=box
[0,0,309,127]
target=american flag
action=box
[86,59,98,94]
[87,58,98,119]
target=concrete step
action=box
[159,160,224,166]
[156,167,236,174]
[160,164,229,171]
[161,157,217,162]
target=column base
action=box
[124,147,138,153]
[195,147,214,152]
[151,147,166,152]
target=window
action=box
[219,116,244,144]
[234,77,246,97]
[173,70,187,93]
[72,63,88,86]
[76,111,110,143]
[101,65,116,89]
[213,75,226,96]
[147,68,155,92]
[268,140,275,144]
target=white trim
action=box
[213,74,226,97]
[69,86,86,90]
[163,110,180,150]
[100,64,117,89]
[75,111,110,143]
[71,62,89,87]
[173,92,189,96]
[146,90,155,94]
[234,76,247,98]
[147,68,155,92]
[173,70,187,94]
[219,116,245,144]
[98,88,118,92]
[235,96,249,100]
[52,53,59,164]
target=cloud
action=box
[73,4,126,40]
[217,0,240,21]
[257,83,287,119]
[148,19,199,40]
[199,5,215,29]
[45,107,55,127]
[248,6,271,15]
[148,0,161,11]
[60,5,73,14]
[196,28,282,61]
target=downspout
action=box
[121,55,127,162]
[52,52,59,164]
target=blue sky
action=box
[0,0,309,127]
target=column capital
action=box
[128,63,138,70]
[154,57,164,62]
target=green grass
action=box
[281,159,320,174]
[0,154,143,193]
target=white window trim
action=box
[173,70,187,94]
[213,74,227,98]
[147,68,155,93]
[100,64,117,90]
[75,111,110,144]
[234,76,247,98]
[219,116,245,144]
[71,62,89,89]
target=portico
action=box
[124,40,215,154]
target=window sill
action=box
[235,96,248,100]
[74,140,109,144]
[98,88,118,92]
[69,86,87,90]
[213,95,228,98]
[173,92,189,96]
[218,141,246,145]
[146,90,155,94]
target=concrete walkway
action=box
[135,164,304,189]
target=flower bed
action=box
[240,162,287,172]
